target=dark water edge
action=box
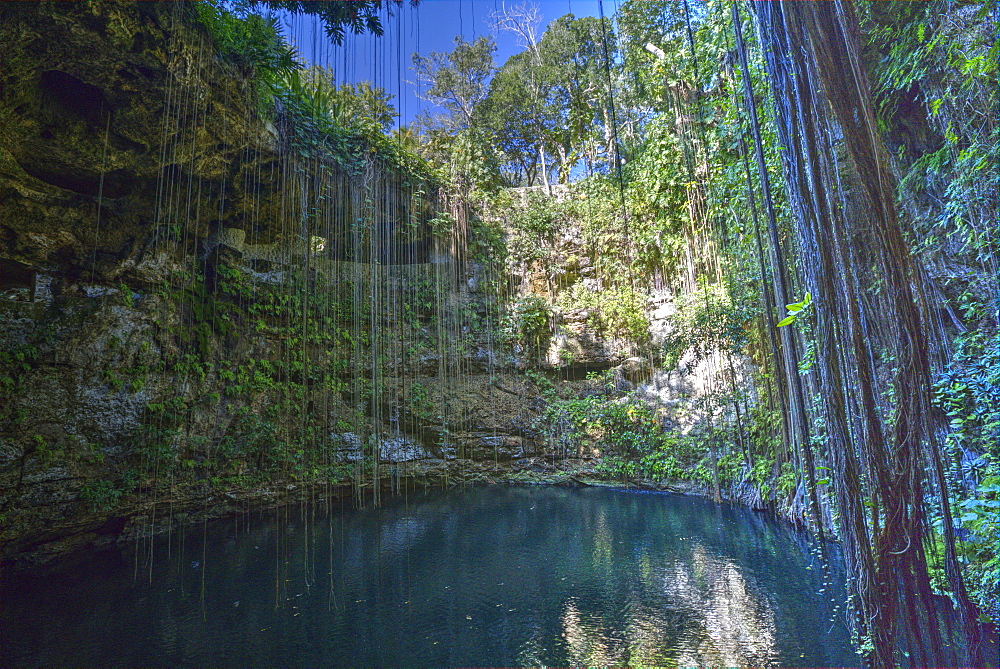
[0,484,984,667]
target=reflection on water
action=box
[532,545,781,667]
[1,486,858,666]
[663,547,777,666]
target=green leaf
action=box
[777,315,796,327]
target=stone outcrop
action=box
[0,1,267,282]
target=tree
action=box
[411,35,496,134]
[489,2,555,188]
[750,1,988,664]
[537,15,617,179]
[478,10,619,185]
[476,50,552,186]
[238,0,417,44]
[300,66,397,130]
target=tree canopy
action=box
[240,0,417,43]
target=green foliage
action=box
[502,190,558,264]
[476,48,553,186]
[0,325,60,434]
[228,413,282,468]
[620,118,688,267]
[275,68,432,180]
[933,329,1000,461]
[194,0,434,183]
[191,3,434,180]
[79,478,126,513]
[298,66,398,130]
[639,432,714,486]
[536,15,618,179]
[749,456,775,500]
[557,283,650,344]
[0,342,40,423]
[487,180,661,351]
[954,472,1000,622]
[232,0,413,45]
[661,280,757,368]
[480,12,618,185]
[411,11,620,187]
[405,382,437,422]
[413,35,496,134]
[776,292,811,328]
[932,330,999,614]
[31,433,61,463]
[745,404,782,457]
[541,384,717,486]
[716,452,743,486]
[115,257,392,482]
[542,391,659,456]
[593,430,713,487]
[193,0,298,108]
[776,461,796,499]
[862,0,998,289]
[507,296,551,344]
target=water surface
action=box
[1,485,857,666]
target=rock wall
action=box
[0,1,259,280]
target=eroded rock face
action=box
[0,2,270,284]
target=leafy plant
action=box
[955,473,1000,622]
[79,479,123,512]
[776,292,812,328]
[193,1,298,101]
[509,296,551,344]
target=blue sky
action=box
[283,0,611,128]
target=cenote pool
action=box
[1,486,858,666]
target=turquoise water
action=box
[1,485,858,666]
